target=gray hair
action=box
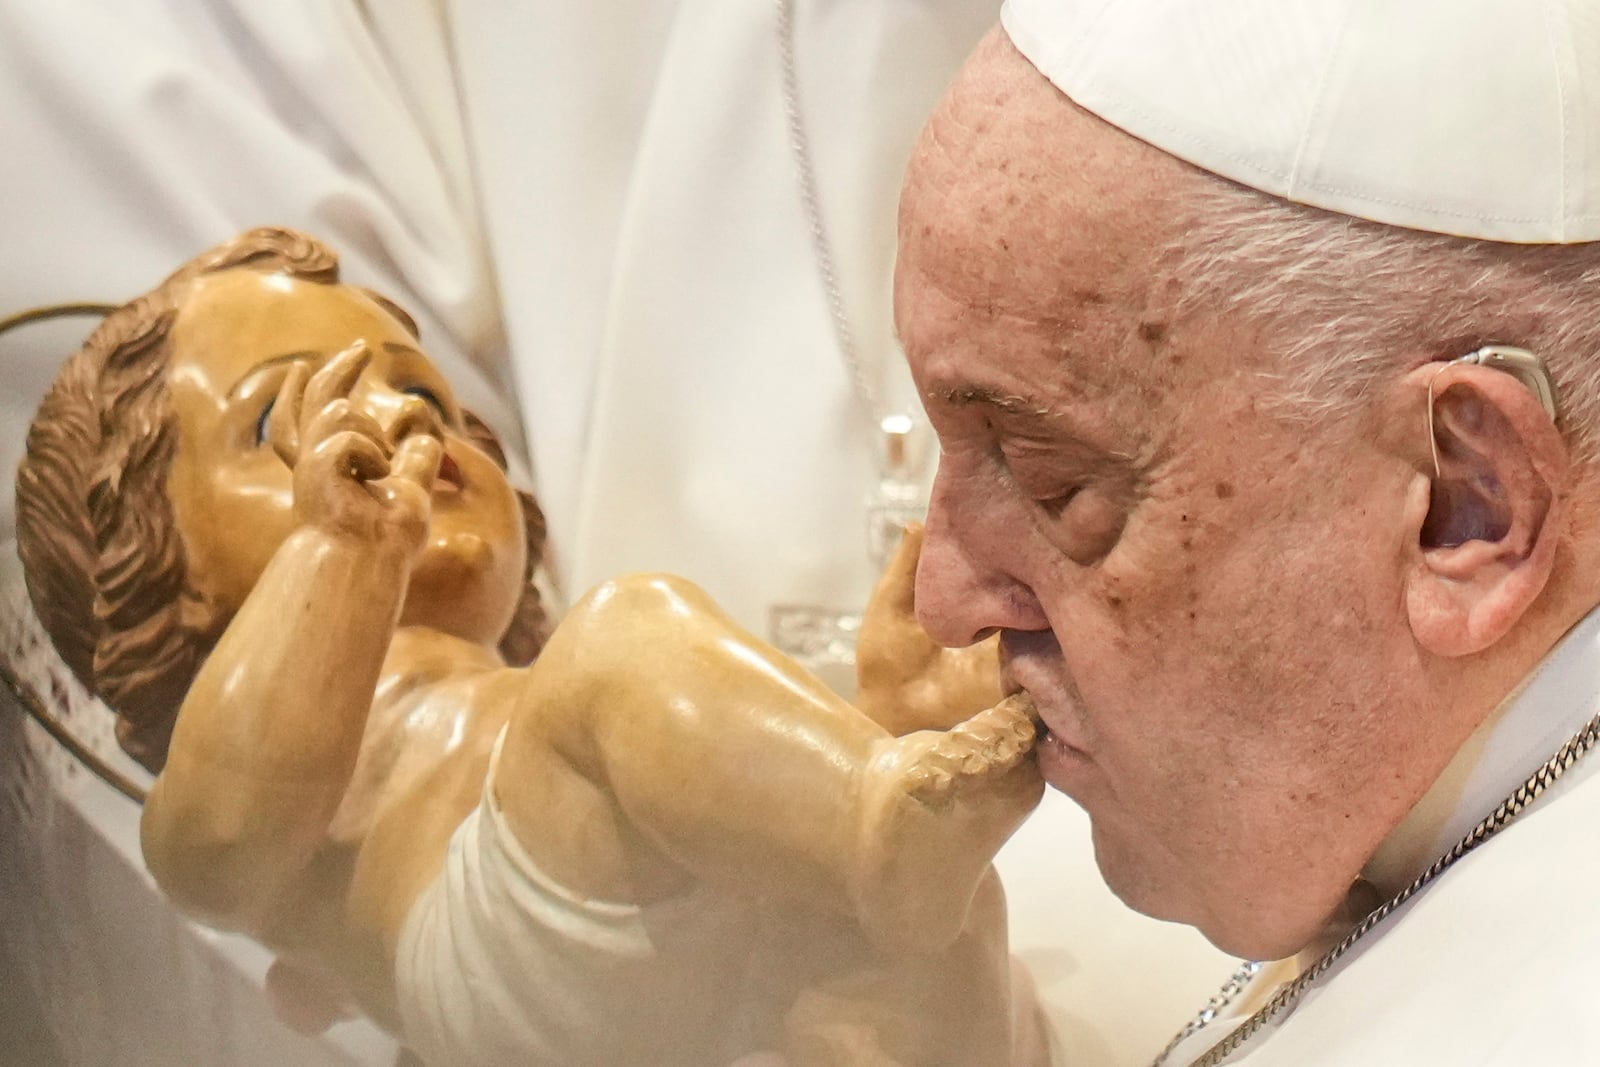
[1169,174,1600,468]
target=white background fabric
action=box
[0,0,525,542]
[454,0,982,623]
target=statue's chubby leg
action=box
[493,572,1045,952]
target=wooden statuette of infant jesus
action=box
[15,229,1045,1066]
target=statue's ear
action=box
[460,408,510,469]
[179,585,227,643]
[1401,362,1568,657]
[457,408,551,665]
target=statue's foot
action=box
[898,692,1040,803]
[850,694,1045,955]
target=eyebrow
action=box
[227,351,319,399]
[382,340,425,360]
[935,386,1054,419]
[938,384,1139,462]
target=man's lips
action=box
[998,639,1026,697]
[999,636,1090,756]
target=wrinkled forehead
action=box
[897,32,1241,415]
[900,29,1198,316]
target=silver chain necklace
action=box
[773,0,890,428]
[1154,709,1600,1067]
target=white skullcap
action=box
[1001,0,1600,244]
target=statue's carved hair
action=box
[16,227,547,772]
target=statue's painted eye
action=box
[402,385,447,418]
[256,397,275,445]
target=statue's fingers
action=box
[389,432,442,494]
[304,342,372,418]
[857,522,938,697]
[305,399,389,458]
[268,361,309,467]
[864,521,925,628]
[310,429,390,486]
[387,394,444,450]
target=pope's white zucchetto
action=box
[1001,0,1600,244]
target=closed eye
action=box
[1037,487,1082,518]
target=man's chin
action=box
[1089,824,1241,945]
[1090,831,1336,961]
[1087,829,1189,926]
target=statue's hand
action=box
[855,523,1005,735]
[267,342,442,552]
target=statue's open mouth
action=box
[436,451,465,493]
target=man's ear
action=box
[1401,361,1568,657]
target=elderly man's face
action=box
[897,32,1437,958]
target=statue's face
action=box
[163,269,526,645]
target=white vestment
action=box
[449,0,991,626]
[1165,608,1600,1065]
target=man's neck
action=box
[1341,607,1600,926]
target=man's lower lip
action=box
[1036,728,1091,779]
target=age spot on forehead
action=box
[1138,320,1167,344]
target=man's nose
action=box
[914,470,1052,647]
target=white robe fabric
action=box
[1164,608,1600,1065]
[451,0,989,625]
